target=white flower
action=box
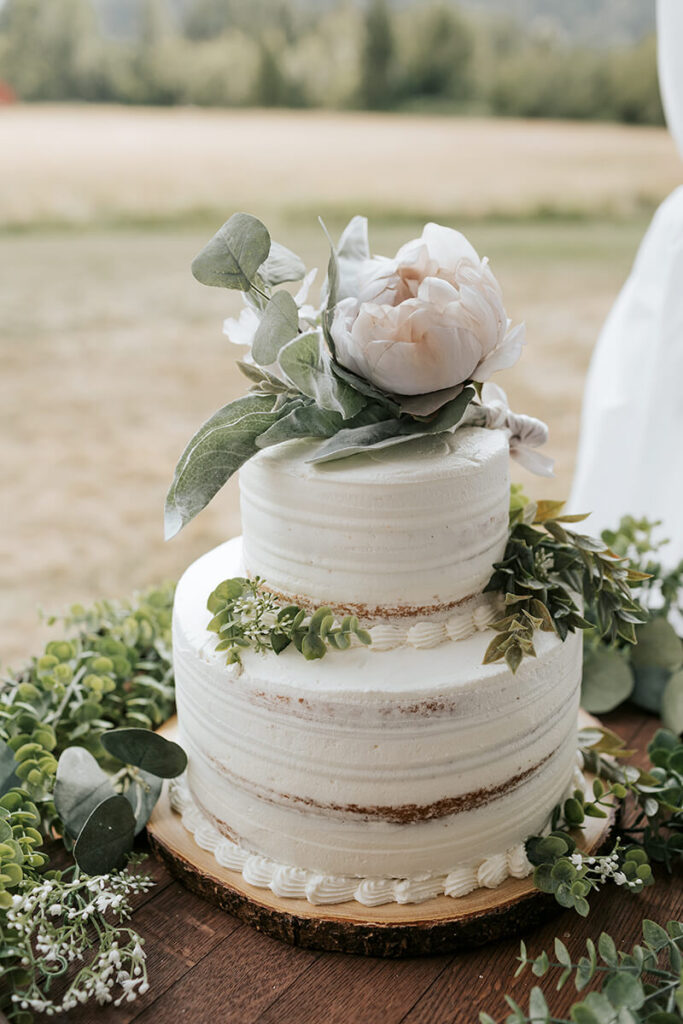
[331,223,524,406]
[569,853,583,867]
[223,305,260,348]
[614,871,627,886]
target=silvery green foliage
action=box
[54,728,186,873]
[165,212,476,537]
[580,517,683,732]
[480,918,683,1024]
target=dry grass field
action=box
[1,106,679,666]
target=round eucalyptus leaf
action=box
[101,728,187,779]
[125,770,163,834]
[73,795,136,875]
[630,617,683,672]
[661,669,683,736]
[0,740,19,798]
[581,648,634,713]
[631,664,672,714]
[54,746,117,840]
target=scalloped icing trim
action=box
[170,776,543,907]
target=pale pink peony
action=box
[331,223,524,408]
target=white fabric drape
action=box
[569,0,683,566]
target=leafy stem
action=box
[484,494,649,673]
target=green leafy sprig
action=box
[0,585,178,1022]
[484,494,649,673]
[525,726,682,919]
[579,727,683,872]
[206,576,372,665]
[480,918,683,1024]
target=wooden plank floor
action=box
[39,707,682,1024]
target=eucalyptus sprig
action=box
[484,494,649,672]
[0,585,178,1022]
[206,577,372,666]
[480,918,683,1024]
[579,727,683,871]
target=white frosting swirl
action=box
[406,622,448,650]
[354,879,396,907]
[242,856,275,888]
[506,844,532,879]
[477,852,509,889]
[444,866,478,898]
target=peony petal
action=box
[416,275,460,311]
[294,267,318,306]
[420,222,480,271]
[472,322,526,381]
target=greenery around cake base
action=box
[0,534,680,1020]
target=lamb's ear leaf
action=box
[278,332,367,418]
[73,796,136,875]
[191,213,271,291]
[257,401,343,448]
[335,215,370,301]
[252,291,299,366]
[259,240,306,287]
[307,386,475,464]
[164,394,282,539]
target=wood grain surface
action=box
[36,707,683,1024]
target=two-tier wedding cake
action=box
[166,214,588,907]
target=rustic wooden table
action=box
[47,707,682,1024]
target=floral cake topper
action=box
[165,213,552,539]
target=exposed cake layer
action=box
[174,539,583,880]
[238,427,510,616]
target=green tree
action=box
[359,0,395,109]
[401,3,474,102]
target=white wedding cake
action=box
[165,214,596,908]
[171,428,582,905]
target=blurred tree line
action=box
[0,0,663,124]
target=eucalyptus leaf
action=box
[54,746,117,840]
[258,240,305,287]
[278,331,367,418]
[164,394,281,538]
[307,386,475,463]
[631,664,672,714]
[661,669,683,735]
[603,972,645,1011]
[581,648,634,713]
[73,795,136,875]
[124,771,163,834]
[191,213,270,292]
[101,728,187,778]
[630,617,683,672]
[251,290,299,366]
[0,740,19,798]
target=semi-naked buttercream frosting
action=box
[172,425,584,905]
[238,427,510,616]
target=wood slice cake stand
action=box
[147,711,614,958]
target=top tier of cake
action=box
[238,425,510,618]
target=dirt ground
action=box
[2,107,677,666]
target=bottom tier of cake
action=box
[173,538,583,904]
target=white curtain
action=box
[569,0,683,566]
